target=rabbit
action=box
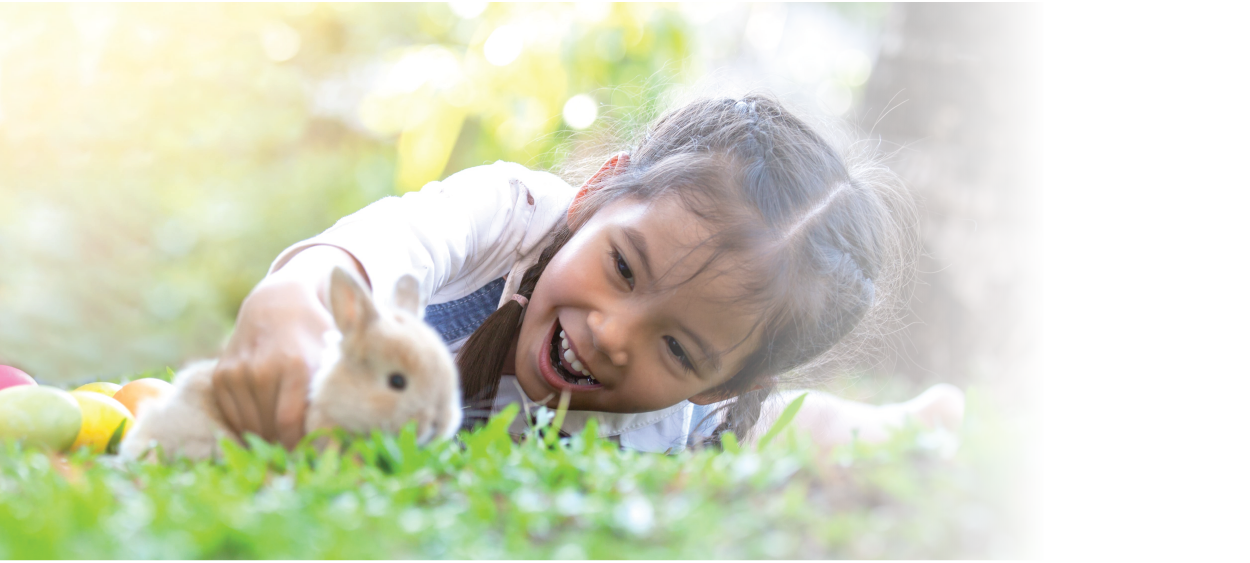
[120,266,462,462]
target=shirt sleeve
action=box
[267,161,572,306]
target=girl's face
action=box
[513,195,763,413]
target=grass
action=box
[0,387,1027,559]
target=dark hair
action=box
[457,94,916,444]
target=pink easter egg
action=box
[0,365,36,392]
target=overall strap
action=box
[422,276,507,345]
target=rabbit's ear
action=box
[393,273,426,320]
[329,266,378,335]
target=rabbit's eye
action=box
[387,373,407,391]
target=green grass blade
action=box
[755,392,807,450]
[105,418,128,455]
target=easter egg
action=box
[112,378,173,418]
[69,390,134,454]
[0,365,36,392]
[74,381,123,397]
[0,385,83,451]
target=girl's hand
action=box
[754,386,965,452]
[211,246,365,450]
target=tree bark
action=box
[857,3,1040,394]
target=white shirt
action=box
[268,161,711,453]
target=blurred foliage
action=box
[0,3,701,381]
[828,2,891,23]
[0,3,889,381]
[0,388,1027,558]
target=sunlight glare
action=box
[744,3,787,54]
[449,1,488,20]
[562,94,598,130]
[378,46,462,95]
[381,53,428,95]
[483,24,523,66]
[678,2,731,26]
[575,2,612,23]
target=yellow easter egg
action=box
[69,390,134,454]
[74,382,123,398]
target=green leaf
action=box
[219,437,251,471]
[104,418,128,455]
[721,431,741,454]
[489,403,521,433]
[467,403,519,455]
[755,392,807,451]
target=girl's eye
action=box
[664,336,695,372]
[612,249,635,289]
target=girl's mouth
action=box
[539,317,603,391]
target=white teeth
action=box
[555,331,597,383]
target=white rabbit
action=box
[120,266,462,461]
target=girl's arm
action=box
[747,385,965,450]
[211,162,572,448]
[211,245,367,449]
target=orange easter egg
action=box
[112,378,173,418]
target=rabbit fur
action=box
[120,266,462,461]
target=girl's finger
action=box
[212,367,245,434]
[248,365,282,442]
[228,371,266,441]
[274,369,311,450]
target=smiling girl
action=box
[210,95,964,453]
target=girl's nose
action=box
[587,309,632,366]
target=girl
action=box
[210,95,964,453]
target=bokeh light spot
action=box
[378,46,462,96]
[575,2,612,23]
[837,50,873,87]
[449,1,488,20]
[745,3,787,54]
[613,496,655,536]
[260,22,302,63]
[818,79,853,116]
[381,56,427,95]
[483,24,523,66]
[562,94,598,130]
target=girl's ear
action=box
[568,151,629,224]
[688,380,771,406]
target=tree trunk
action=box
[857,3,1040,396]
